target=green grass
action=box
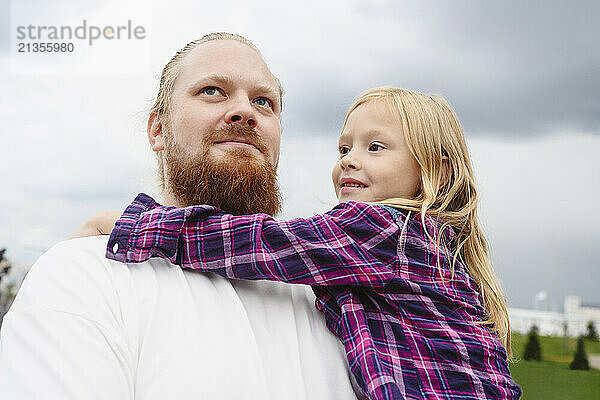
[509,360,600,400]
[510,333,600,362]
[508,333,600,399]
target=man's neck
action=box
[162,189,183,208]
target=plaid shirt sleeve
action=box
[106,193,399,287]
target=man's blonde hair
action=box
[151,32,284,188]
[344,87,512,357]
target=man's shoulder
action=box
[45,235,111,259]
[30,236,114,283]
[10,236,126,316]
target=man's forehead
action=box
[178,40,279,92]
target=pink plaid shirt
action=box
[107,193,521,399]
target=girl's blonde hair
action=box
[344,87,512,356]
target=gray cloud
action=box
[494,235,597,311]
[278,0,599,138]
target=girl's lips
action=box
[340,185,367,195]
[339,178,368,196]
[339,177,367,187]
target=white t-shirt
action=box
[0,236,358,399]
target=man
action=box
[0,33,359,399]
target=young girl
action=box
[90,87,522,399]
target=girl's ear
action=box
[441,156,452,188]
[147,112,165,152]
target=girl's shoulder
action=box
[376,204,410,220]
[327,202,457,254]
[331,201,408,219]
[379,207,478,296]
[328,201,401,224]
[377,205,459,254]
[330,202,436,238]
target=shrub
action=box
[523,325,542,361]
[569,336,590,370]
[585,321,599,341]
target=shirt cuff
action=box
[105,193,223,266]
[106,193,164,263]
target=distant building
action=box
[509,296,600,337]
[564,296,600,337]
[509,308,564,336]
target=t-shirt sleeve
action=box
[108,194,400,287]
[0,239,135,399]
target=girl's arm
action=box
[107,193,401,287]
[71,210,122,239]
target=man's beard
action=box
[164,124,282,216]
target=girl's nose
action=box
[340,152,361,170]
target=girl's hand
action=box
[71,210,123,239]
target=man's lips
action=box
[214,139,260,152]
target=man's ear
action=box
[441,156,452,188]
[147,112,165,152]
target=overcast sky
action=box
[1,0,598,311]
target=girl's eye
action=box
[339,146,350,155]
[200,86,221,96]
[254,97,273,109]
[369,143,384,152]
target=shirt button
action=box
[112,243,119,253]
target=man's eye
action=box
[369,143,384,152]
[339,146,350,155]
[200,86,221,96]
[254,97,273,108]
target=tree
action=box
[562,321,570,356]
[570,336,590,370]
[0,248,11,280]
[585,321,599,341]
[0,248,14,325]
[523,325,542,361]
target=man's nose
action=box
[225,95,256,128]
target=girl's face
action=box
[332,102,421,203]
